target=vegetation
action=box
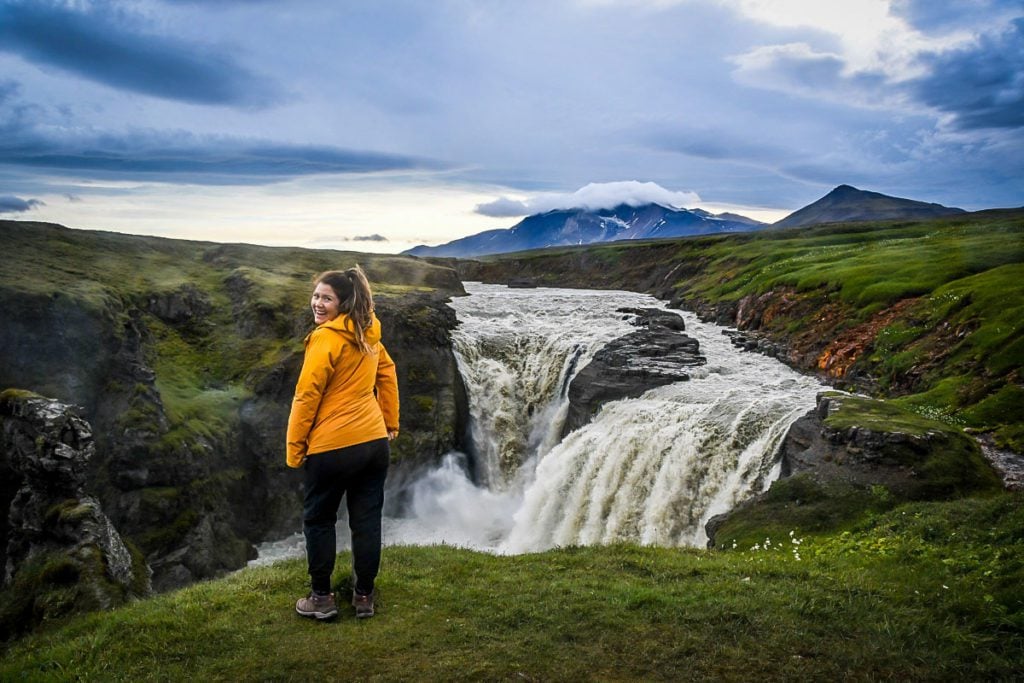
[0,219,465,608]
[2,492,1021,680]
[462,209,1024,452]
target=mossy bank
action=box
[0,220,467,593]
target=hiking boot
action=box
[352,590,375,619]
[295,592,338,620]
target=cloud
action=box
[0,1,282,107]
[908,18,1024,130]
[0,195,44,213]
[727,2,1024,133]
[345,234,389,242]
[731,42,891,105]
[475,181,701,217]
[0,96,438,182]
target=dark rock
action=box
[721,329,784,359]
[0,391,150,639]
[778,393,955,494]
[145,284,212,327]
[563,309,706,436]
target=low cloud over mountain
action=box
[476,182,701,218]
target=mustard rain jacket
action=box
[286,312,399,468]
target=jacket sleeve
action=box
[286,330,337,468]
[375,343,400,432]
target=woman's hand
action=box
[387,429,399,441]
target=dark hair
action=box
[314,265,375,353]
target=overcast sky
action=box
[1,0,1021,252]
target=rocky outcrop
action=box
[0,391,150,640]
[705,392,1003,547]
[562,308,706,436]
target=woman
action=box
[287,266,399,620]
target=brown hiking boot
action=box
[352,590,375,619]
[295,592,338,620]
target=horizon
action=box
[1,1,1021,254]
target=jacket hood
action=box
[318,312,381,347]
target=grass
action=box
[2,493,1021,681]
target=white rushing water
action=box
[250,282,825,565]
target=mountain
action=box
[405,203,764,258]
[774,184,965,228]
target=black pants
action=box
[303,438,389,595]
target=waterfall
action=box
[448,285,650,489]
[250,282,824,565]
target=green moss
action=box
[825,393,961,436]
[45,499,94,525]
[412,394,436,414]
[0,388,42,403]
[962,384,1024,444]
[712,474,888,550]
[133,508,200,553]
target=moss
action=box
[712,474,888,549]
[133,508,200,553]
[412,394,436,414]
[123,540,152,597]
[825,393,962,437]
[37,556,81,586]
[44,499,93,525]
[0,388,42,404]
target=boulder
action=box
[562,308,706,436]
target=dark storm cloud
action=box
[0,132,434,181]
[909,18,1024,130]
[0,195,44,212]
[892,0,1011,32]
[0,1,282,107]
[0,73,437,182]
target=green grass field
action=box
[2,493,1021,681]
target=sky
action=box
[1,0,1022,253]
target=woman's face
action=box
[311,282,341,325]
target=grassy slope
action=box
[2,493,1021,681]
[0,220,458,451]
[464,210,1024,451]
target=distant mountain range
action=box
[773,184,965,228]
[404,184,966,258]
[404,204,765,258]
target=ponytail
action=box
[313,264,375,354]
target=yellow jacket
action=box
[286,312,399,468]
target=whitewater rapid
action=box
[250,283,825,565]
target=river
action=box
[250,282,825,565]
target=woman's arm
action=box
[285,330,337,467]
[375,343,400,439]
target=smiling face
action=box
[310,282,341,325]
